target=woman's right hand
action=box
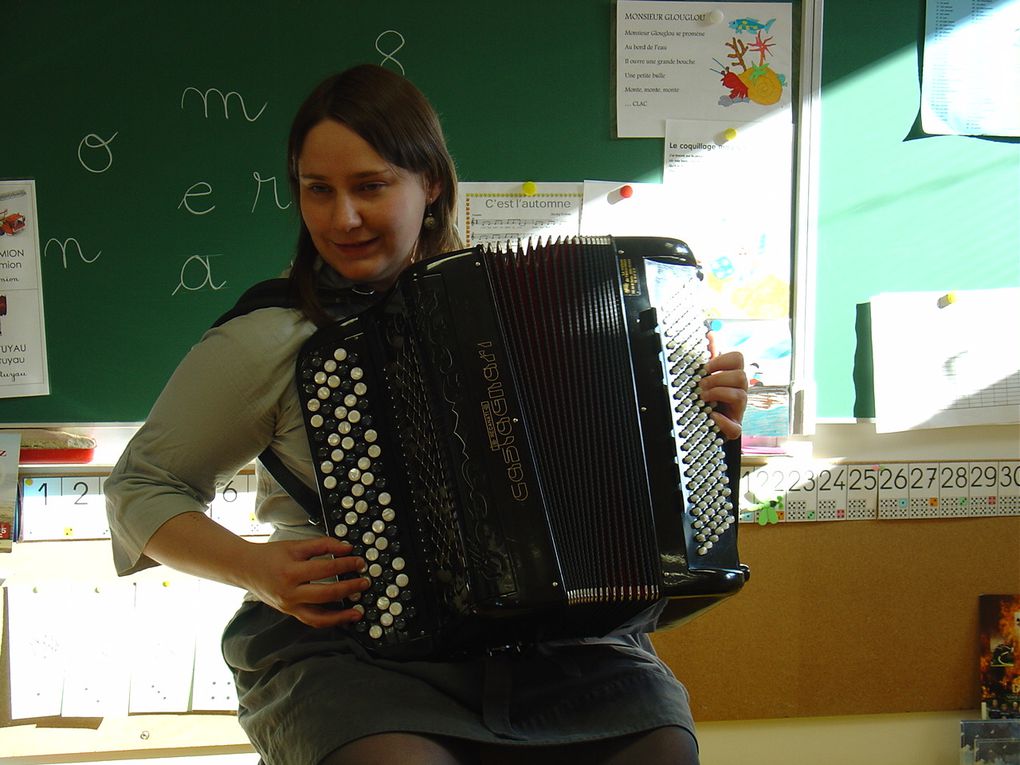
[143,512,369,629]
[239,536,372,628]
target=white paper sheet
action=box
[663,115,793,319]
[190,580,243,711]
[6,583,66,718]
[616,1,793,136]
[456,182,583,247]
[871,288,1020,432]
[128,577,199,713]
[921,0,1020,136]
[60,582,133,718]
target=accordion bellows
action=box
[296,236,748,659]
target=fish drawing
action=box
[729,17,775,34]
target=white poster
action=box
[921,0,1020,136]
[0,180,49,398]
[457,182,583,247]
[616,1,794,137]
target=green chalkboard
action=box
[4,0,662,422]
[815,0,1020,420]
[5,0,803,424]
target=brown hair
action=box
[286,65,461,325]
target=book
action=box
[0,432,21,552]
[981,594,1020,720]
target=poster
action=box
[0,180,49,398]
[616,1,793,136]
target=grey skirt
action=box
[222,601,696,764]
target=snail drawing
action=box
[712,25,786,107]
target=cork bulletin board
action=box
[653,516,1020,721]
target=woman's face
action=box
[297,119,437,291]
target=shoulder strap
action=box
[211,278,293,328]
[257,447,323,524]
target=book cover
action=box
[981,594,1020,720]
[0,432,21,552]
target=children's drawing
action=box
[711,18,786,107]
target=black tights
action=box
[318,726,699,765]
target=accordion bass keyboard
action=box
[296,236,748,659]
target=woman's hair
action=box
[286,64,461,325]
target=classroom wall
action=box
[3,0,1019,761]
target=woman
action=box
[106,65,748,765]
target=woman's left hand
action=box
[699,351,748,441]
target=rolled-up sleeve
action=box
[105,308,312,576]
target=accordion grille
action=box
[487,239,660,604]
[382,310,471,614]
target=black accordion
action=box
[296,236,748,659]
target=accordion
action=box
[296,236,748,659]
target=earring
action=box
[422,206,438,231]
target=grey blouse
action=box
[104,267,697,761]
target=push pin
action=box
[618,184,634,199]
[521,181,538,196]
[937,292,956,309]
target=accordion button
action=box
[331,448,345,461]
[355,500,369,514]
[365,547,379,561]
[372,520,385,534]
[306,399,321,412]
[389,602,403,616]
[328,433,341,447]
[334,524,348,537]
[345,511,358,524]
[369,563,383,578]
[375,537,389,551]
[342,437,355,450]
[310,415,324,428]
[351,367,364,381]
[358,457,372,470]
[334,406,348,420]
[352,603,365,614]
[349,410,362,424]
[352,484,366,497]
[320,461,334,474]
[378,492,391,506]
[392,557,406,571]
[314,372,327,384]
[328,375,341,388]
[344,394,358,407]
[324,360,337,373]
[369,625,383,639]
[395,573,409,587]
[323,476,337,490]
[382,508,396,522]
[362,531,376,545]
[386,584,400,598]
[365,430,378,443]
[368,445,382,458]
[376,596,391,610]
[380,613,394,627]
[697,546,708,556]
[362,472,375,486]
[317,387,330,400]
[354,382,367,396]
[333,348,348,362]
